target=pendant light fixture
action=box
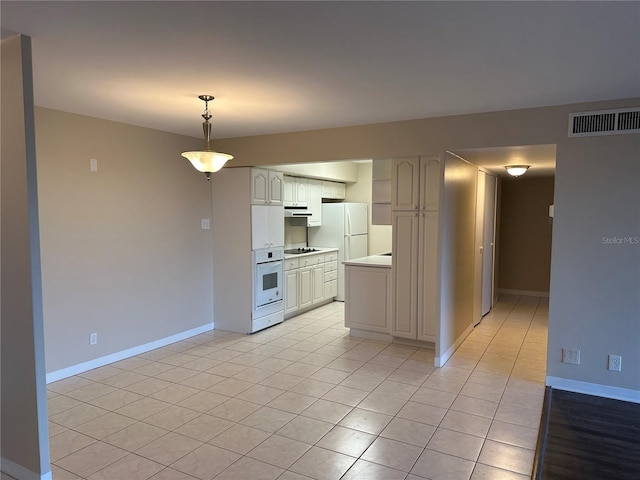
[181,95,233,180]
[505,165,530,177]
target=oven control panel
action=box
[254,248,284,263]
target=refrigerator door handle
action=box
[346,210,352,235]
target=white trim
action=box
[46,323,214,383]
[497,288,549,298]
[435,323,474,368]
[546,376,640,404]
[0,457,51,480]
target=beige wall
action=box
[1,35,51,479]
[547,134,639,393]
[498,176,555,293]
[438,153,478,358]
[35,107,214,374]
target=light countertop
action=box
[343,253,392,268]
[284,247,338,259]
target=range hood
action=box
[284,206,312,217]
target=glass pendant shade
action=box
[505,165,529,177]
[181,151,233,173]
[182,95,232,178]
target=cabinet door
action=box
[392,157,420,211]
[283,176,295,206]
[392,211,419,339]
[321,181,334,198]
[307,179,322,227]
[295,178,308,207]
[345,266,391,333]
[285,270,299,314]
[324,280,337,299]
[268,205,284,247]
[268,171,284,205]
[312,264,325,304]
[251,205,269,250]
[418,211,439,341]
[251,169,269,205]
[421,156,441,211]
[334,182,346,200]
[299,267,313,309]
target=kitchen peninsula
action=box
[343,253,393,339]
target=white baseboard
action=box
[46,323,214,383]
[497,288,549,298]
[435,323,474,368]
[546,376,640,404]
[0,457,51,480]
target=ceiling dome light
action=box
[181,95,233,180]
[505,165,530,177]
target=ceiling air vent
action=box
[568,107,640,137]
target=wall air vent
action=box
[569,107,640,137]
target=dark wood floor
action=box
[534,388,640,480]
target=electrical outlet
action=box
[562,348,580,365]
[89,332,98,345]
[608,354,622,372]
[201,219,210,230]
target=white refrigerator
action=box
[308,203,368,301]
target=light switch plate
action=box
[201,219,210,230]
[90,158,98,172]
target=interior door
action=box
[481,174,497,315]
[473,171,485,326]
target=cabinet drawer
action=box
[324,270,338,282]
[300,254,324,267]
[284,258,299,271]
[324,252,338,262]
[325,260,338,272]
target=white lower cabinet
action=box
[345,265,392,333]
[284,251,337,318]
[298,266,313,310]
[392,211,439,342]
[312,264,324,304]
[284,259,299,315]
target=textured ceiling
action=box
[2,1,638,144]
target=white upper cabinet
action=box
[306,179,322,227]
[391,156,441,211]
[392,157,421,211]
[251,168,283,205]
[251,205,284,249]
[283,175,308,207]
[321,180,346,200]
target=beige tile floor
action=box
[41,294,547,480]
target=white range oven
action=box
[252,247,284,332]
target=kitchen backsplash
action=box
[284,219,307,247]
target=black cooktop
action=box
[284,248,320,255]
